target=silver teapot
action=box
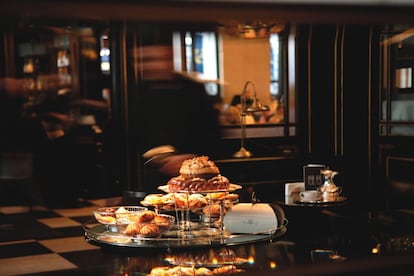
[318,169,342,202]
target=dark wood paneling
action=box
[308,24,337,162]
[215,156,303,202]
[301,24,380,212]
[341,25,375,211]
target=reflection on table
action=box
[78,201,414,276]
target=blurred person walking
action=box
[133,44,222,192]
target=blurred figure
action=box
[223,90,256,124]
[134,45,222,192]
[0,78,49,206]
[229,91,253,107]
[258,97,284,124]
[0,78,49,154]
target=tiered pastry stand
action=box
[84,184,287,250]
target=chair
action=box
[0,152,39,209]
[387,179,414,210]
[385,156,414,211]
[0,152,33,180]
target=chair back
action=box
[386,156,414,210]
[0,152,33,180]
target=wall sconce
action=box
[233,81,269,158]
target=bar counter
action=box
[32,196,414,276]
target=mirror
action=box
[170,24,290,128]
[2,21,111,139]
[217,28,287,127]
[1,17,296,151]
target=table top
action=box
[36,206,414,275]
[277,193,348,207]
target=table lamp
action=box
[233,80,269,158]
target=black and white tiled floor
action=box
[0,197,122,276]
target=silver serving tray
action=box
[296,196,347,204]
[83,219,287,249]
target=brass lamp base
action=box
[233,147,252,158]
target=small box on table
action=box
[303,164,326,190]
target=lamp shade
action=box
[233,80,268,158]
[244,98,269,113]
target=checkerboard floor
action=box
[0,197,122,276]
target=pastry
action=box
[123,223,139,236]
[206,192,227,200]
[142,194,165,205]
[173,193,189,208]
[96,215,116,224]
[137,210,156,223]
[188,193,208,209]
[167,156,230,192]
[225,193,239,201]
[202,204,222,216]
[179,155,220,179]
[116,207,142,224]
[122,213,173,237]
[160,193,179,210]
[167,175,230,192]
[153,215,171,229]
[138,223,161,237]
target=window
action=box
[173,31,219,96]
[175,31,284,99]
[270,33,280,96]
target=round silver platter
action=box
[83,219,287,249]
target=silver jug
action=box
[318,169,342,202]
